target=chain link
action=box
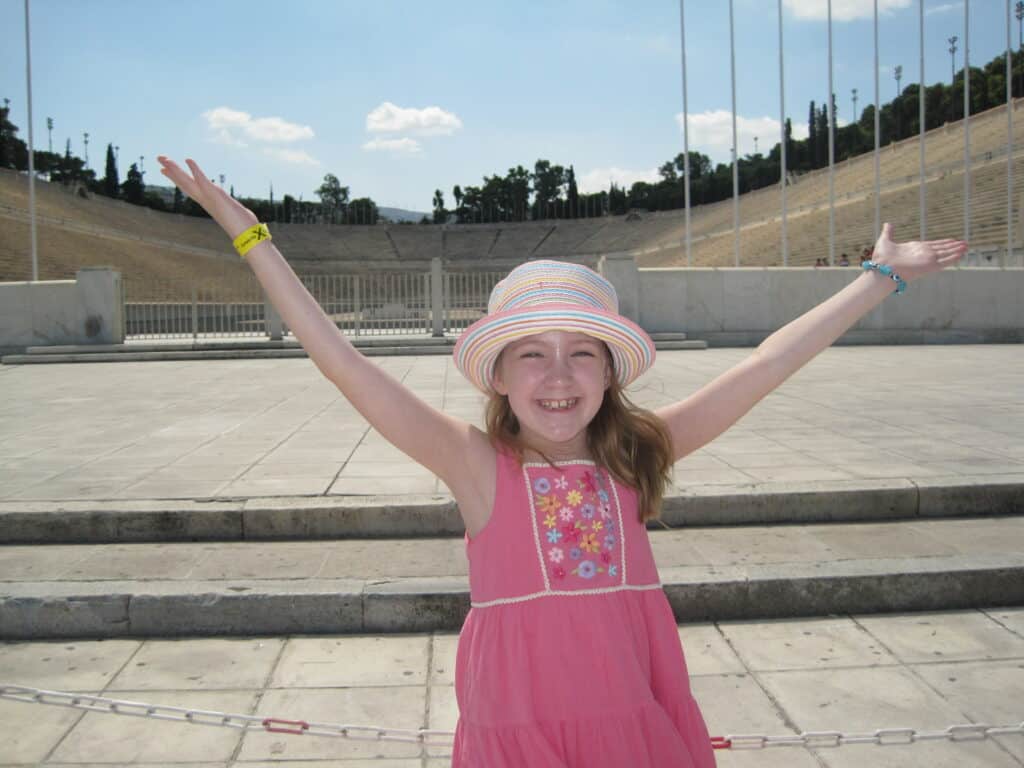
[2,684,1022,750]
[713,721,1024,750]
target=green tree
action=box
[0,104,23,169]
[315,172,349,218]
[505,165,531,221]
[566,165,579,218]
[348,196,378,225]
[532,159,565,219]
[121,162,144,204]
[433,189,447,224]
[102,143,119,197]
[807,100,817,170]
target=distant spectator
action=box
[814,257,824,268]
[838,253,850,266]
[861,246,873,264]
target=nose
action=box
[543,350,574,384]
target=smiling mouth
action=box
[538,398,578,411]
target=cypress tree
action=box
[567,165,579,219]
[807,101,817,171]
[102,143,119,197]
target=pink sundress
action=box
[452,448,716,767]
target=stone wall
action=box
[0,267,123,352]
[628,266,1023,346]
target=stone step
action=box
[654,340,708,350]
[649,332,689,341]
[2,477,1020,544]
[2,515,1022,638]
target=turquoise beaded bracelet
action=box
[862,260,906,295]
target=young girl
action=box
[158,156,966,768]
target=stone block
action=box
[363,577,470,633]
[128,581,363,636]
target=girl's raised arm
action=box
[656,223,967,462]
[157,157,495,512]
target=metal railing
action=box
[123,267,504,341]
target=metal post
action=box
[895,65,903,138]
[948,36,958,121]
[430,257,443,337]
[873,0,881,240]
[679,0,692,266]
[23,0,38,281]
[778,0,788,266]
[963,0,970,247]
[827,0,836,266]
[354,275,362,337]
[729,0,740,266]
[919,0,927,240]
[1008,0,1015,268]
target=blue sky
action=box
[0,0,1014,212]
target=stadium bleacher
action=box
[1,98,1019,296]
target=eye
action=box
[572,350,596,358]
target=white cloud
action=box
[926,2,961,16]
[783,0,912,22]
[676,110,809,162]
[365,102,463,136]
[577,166,661,195]
[261,147,319,166]
[202,107,314,144]
[362,137,423,154]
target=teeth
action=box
[539,398,576,410]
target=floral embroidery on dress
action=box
[537,494,560,515]
[527,463,624,589]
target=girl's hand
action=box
[870,222,967,283]
[157,156,257,240]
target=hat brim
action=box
[453,303,656,394]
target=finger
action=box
[936,252,964,267]
[881,222,893,241]
[931,244,968,259]
[926,241,967,252]
[185,158,211,186]
[157,158,198,197]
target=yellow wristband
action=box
[233,223,272,258]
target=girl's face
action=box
[492,330,611,459]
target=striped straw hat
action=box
[453,260,655,394]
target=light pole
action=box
[46,116,52,152]
[139,155,144,182]
[753,136,758,155]
[1016,2,1023,96]
[852,87,858,124]
[948,35,958,121]
[114,145,119,165]
[894,64,903,139]
[83,131,89,168]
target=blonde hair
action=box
[484,355,673,522]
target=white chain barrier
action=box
[2,684,1022,751]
